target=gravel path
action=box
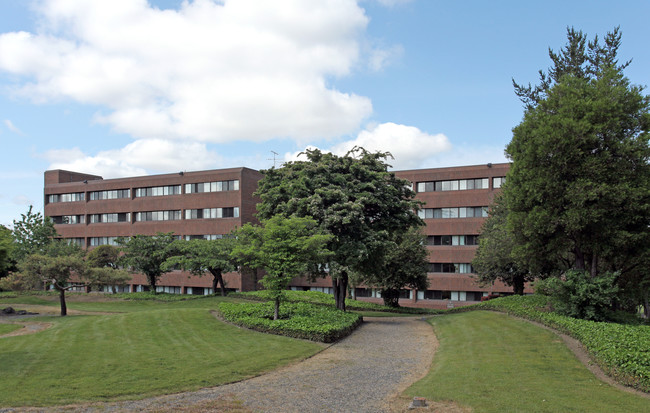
[12,316,436,413]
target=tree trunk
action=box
[512,274,525,295]
[590,254,598,278]
[382,289,400,308]
[149,275,157,293]
[332,271,348,311]
[574,247,585,271]
[644,292,649,320]
[274,296,280,320]
[210,269,226,296]
[58,287,67,316]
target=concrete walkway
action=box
[24,316,436,413]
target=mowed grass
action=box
[0,323,21,335]
[406,311,650,413]
[0,295,323,407]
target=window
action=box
[184,234,224,241]
[466,291,485,301]
[185,207,239,219]
[418,207,488,219]
[47,192,84,203]
[427,263,474,273]
[89,189,130,200]
[416,178,489,192]
[156,286,182,294]
[185,180,240,193]
[493,176,506,188]
[421,290,452,300]
[425,235,479,246]
[90,237,119,246]
[89,213,131,223]
[399,289,412,299]
[134,185,181,197]
[65,238,85,247]
[52,215,85,225]
[310,286,333,295]
[134,211,181,222]
[354,288,373,298]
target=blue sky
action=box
[1,0,649,227]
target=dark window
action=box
[355,288,373,298]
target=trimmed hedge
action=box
[229,290,440,314]
[0,291,58,299]
[217,301,362,343]
[109,292,209,301]
[460,295,650,393]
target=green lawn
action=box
[0,295,323,407]
[0,323,21,335]
[405,311,650,412]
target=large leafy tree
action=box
[472,194,533,295]
[233,216,332,320]
[506,27,650,279]
[256,147,422,311]
[86,245,120,269]
[164,238,237,296]
[229,222,264,291]
[362,227,429,307]
[85,245,131,293]
[116,233,176,292]
[18,241,86,316]
[0,225,14,280]
[11,205,58,263]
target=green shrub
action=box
[229,290,439,314]
[535,270,619,321]
[110,292,207,302]
[0,290,58,299]
[217,301,362,343]
[465,295,650,392]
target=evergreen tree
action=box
[505,27,650,279]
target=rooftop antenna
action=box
[268,150,282,168]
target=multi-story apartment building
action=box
[44,167,263,294]
[44,162,525,308]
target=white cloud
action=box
[12,195,32,206]
[373,0,413,7]
[42,139,222,178]
[368,44,403,72]
[330,122,451,169]
[0,0,376,142]
[427,144,508,169]
[4,119,25,135]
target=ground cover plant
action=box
[405,311,650,412]
[230,290,439,314]
[217,300,362,342]
[466,295,650,392]
[0,294,323,407]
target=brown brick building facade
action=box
[44,162,527,307]
[44,167,263,294]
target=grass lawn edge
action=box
[444,300,650,396]
[498,311,650,400]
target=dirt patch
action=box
[0,321,52,338]
[0,305,117,317]
[390,394,472,413]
